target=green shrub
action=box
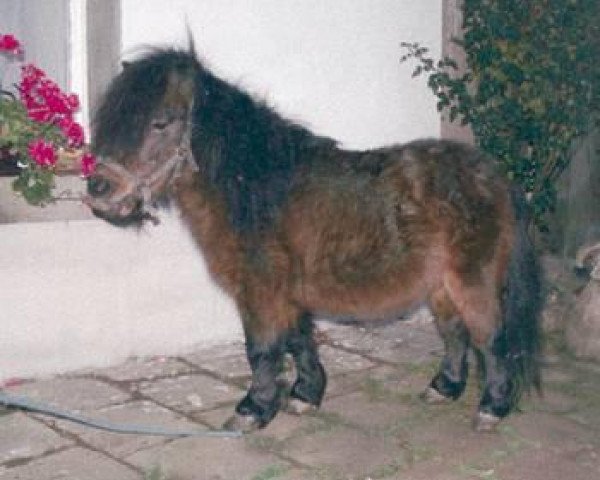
[402,0,599,230]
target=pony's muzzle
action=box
[84,173,146,224]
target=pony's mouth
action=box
[84,163,166,226]
[83,189,160,227]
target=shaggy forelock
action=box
[92,48,198,157]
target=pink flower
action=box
[0,33,22,55]
[28,139,57,167]
[59,117,85,147]
[25,103,54,123]
[19,64,80,126]
[66,94,79,111]
[80,152,97,177]
[19,64,45,93]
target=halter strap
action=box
[97,128,198,220]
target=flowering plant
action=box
[0,33,96,205]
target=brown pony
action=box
[85,46,541,432]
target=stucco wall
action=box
[0,213,241,380]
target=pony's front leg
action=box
[224,332,286,432]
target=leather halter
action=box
[95,127,198,222]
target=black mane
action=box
[191,55,337,235]
[93,48,336,235]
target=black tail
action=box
[498,188,542,395]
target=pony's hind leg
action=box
[423,291,470,403]
[473,335,517,432]
[443,277,518,431]
[423,315,470,403]
[285,313,327,414]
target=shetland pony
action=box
[84,46,541,432]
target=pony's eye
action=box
[151,120,169,131]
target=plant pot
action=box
[0,146,21,176]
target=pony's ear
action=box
[185,24,197,58]
[165,70,195,109]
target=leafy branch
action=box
[401,0,599,231]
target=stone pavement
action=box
[2,309,600,480]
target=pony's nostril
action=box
[87,176,111,197]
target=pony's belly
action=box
[292,268,435,321]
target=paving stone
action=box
[496,447,600,480]
[508,411,600,449]
[0,412,72,465]
[138,374,243,413]
[316,307,443,366]
[6,377,130,412]
[542,366,577,383]
[322,368,376,399]
[369,324,442,365]
[126,436,289,480]
[401,413,600,480]
[525,388,578,415]
[279,425,406,479]
[0,447,141,480]
[317,345,374,376]
[320,391,413,432]
[51,400,206,459]
[185,352,251,380]
[315,321,381,354]
[323,363,436,406]
[85,356,195,382]
[183,342,247,363]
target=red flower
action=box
[25,103,54,123]
[59,117,85,147]
[66,94,79,111]
[80,152,97,177]
[19,64,80,126]
[0,33,22,55]
[19,64,45,92]
[28,139,57,167]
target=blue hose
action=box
[0,391,242,438]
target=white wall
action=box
[1,1,442,380]
[0,213,241,380]
[121,0,442,148]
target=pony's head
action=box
[85,50,199,226]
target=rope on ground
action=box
[0,391,242,438]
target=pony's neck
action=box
[191,69,333,235]
[173,168,243,296]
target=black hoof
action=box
[234,393,279,430]
[284,397,318,415]
[223,413,263,433]
[288,362,327,407]
[420,386,452,404]
[473,411,502,432]
[426,372,466,402]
